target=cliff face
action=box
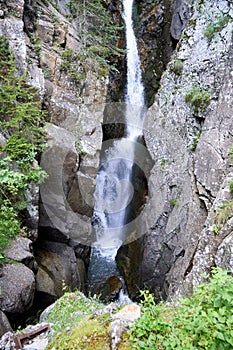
[137,0,233,299]
[0,0,232,333]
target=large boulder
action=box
[5,237,38,273]
[34,240,85,298]
[0,264,35,316]
[171,0,193,41]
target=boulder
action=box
[0,264,35,315]
[5,237,38,273]
[39,123,92,245]
[171,0,193,41]
[34,240,85,298]
[0,311,12,338]
[110,304,141,350]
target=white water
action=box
[88,0,145,294]
[123,0,145,140]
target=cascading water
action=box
[87,0,145,299]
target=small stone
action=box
[112,304,141,323]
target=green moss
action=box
[46,291,109,349]
[160,159,165,169]
[47,317,111,350]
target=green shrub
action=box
[185,85,210,113]
[129,268,233,349]
[172,59,184,75]
[204,15,231,41]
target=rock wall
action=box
[136,0,233,299]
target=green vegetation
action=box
[170,198,179,207]
[212,224,221,235]
[214,201,233,229]
[64,0,124,77]
[129,268,233,350]
[45,268,233,349]
[228,146,233,163]
[229,180,233,194]
[160,159,165,169]
[46,291,111,349]
[185,85,210,113]
[60,48,85,83]
[47,291,104,334]
[191,131,201,151]
[172,59,184,75]
[0,36,46,260]
[204,15,231,41]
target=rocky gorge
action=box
[0,0,232,344]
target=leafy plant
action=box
[191,131,201,151]
[185,85,210,113]
[129,268,233,349]
[170,198,179,207]
[204,15,231,41]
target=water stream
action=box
[87,0,145,299]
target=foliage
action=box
[204,15,231,41]
[0,36,46,258]
[185,85,210,113]
[172,59,184,75]
[229,180,233,194]
[60,48,85,82]
[191,131,201,151]
[228,146,233,163]
[129,268,233,349]
[214,201,233,228]
[170,198,179,207]
[64,0,124,77]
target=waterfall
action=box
[87,0,145,298]
[123,0,145,140]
